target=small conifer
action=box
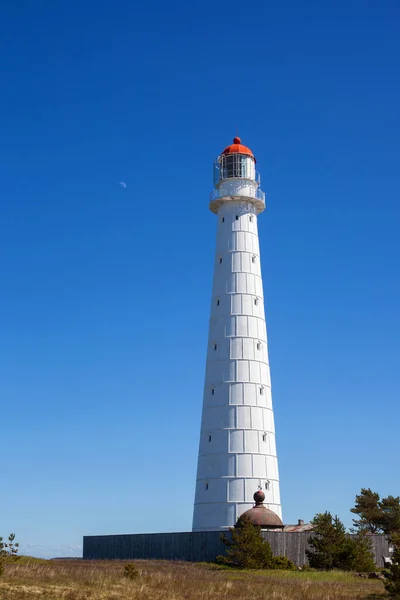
[0,534,19,577]
[306,512,374,571]
[350,531,376,573]
[217,514,274,569]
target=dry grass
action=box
[0,558,388,600]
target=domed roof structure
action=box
[221,137,255,160]
[238,490,283,529]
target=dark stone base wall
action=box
[83,531,390,568]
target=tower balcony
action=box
[209,181,266,215]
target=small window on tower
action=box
[211,387,215,396]
[208,435,212,442]
[216,299,220,306]
[265,480,270,490]
[214,343,217,351]
[249,216,253,223]
[260,386,264,395]
[222,217,225,223]
[257,341,261,351]
[254,298,259,306]
[236,215,239,220]
[262,433,267,442]
[205,482,209,491]
[219,257,223,264]
[252,255,256,264]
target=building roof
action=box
[221,137,255,160]
[283,522,315,533]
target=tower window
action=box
[219,257,223,264]
[260,386,264,395]
[262,433,267,442]
[257,341,261,351]
[265,480,270,490]
[214,343,217,351]
[211,387,215,396]
[252,255,256,264]
[208,435,212,442]
[249,216,253,223]
[205,483,209,490]
[216,299,220,306]
[254,298,259,306]
[222,217,225,222]
[236,215,239,220]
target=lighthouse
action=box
[192,137,282,532]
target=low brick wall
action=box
[83,531,390,567]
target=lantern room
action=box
[214,137,257,184]
[209,136,265,214]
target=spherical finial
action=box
[233,136,241,144]
[254,490,265,504]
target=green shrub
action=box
[300,564,317,572]
[271,555,296,570]
[123,563,139,580]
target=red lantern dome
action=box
[221,137,255,161]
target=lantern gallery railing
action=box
[210,186,266,203]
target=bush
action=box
[216,514,274,569]
[123,563,139,580]
[271,555,296,570]
[300,564,317,572]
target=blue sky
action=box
[1,0,399,558]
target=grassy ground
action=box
[0,558,388,600]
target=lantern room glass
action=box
[218,153,255,181]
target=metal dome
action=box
[238,490,283,529]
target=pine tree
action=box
[216,514,274,569]
[351,488,382,533]
[350,531,376,572]
[351,489,400,535]
[306,512,355,570]
[380,496,400,535]
[306,512,374,571]
[384,533,400,598]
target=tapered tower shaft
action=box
[192,138,282,531]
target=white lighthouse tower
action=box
[192,137,282,532]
